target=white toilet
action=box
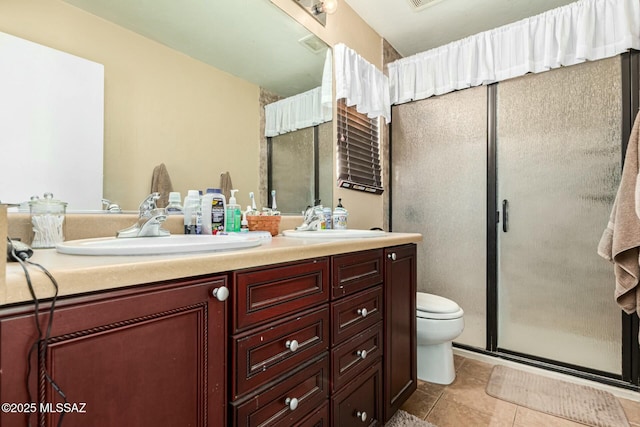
[416,292,465,385]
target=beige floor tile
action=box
[400,389,441,419]
[454,354,466,371]
[513,406,597,427]
[442,371,518,421]
[426,395,514,427]
[416,378,446,397]
[620,397,640,425]
[455,357,495,382]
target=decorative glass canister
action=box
[29,192,67,248]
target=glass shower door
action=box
[391,85,487,348]
[496,57,622,374]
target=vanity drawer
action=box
[332,361,383,427]
[233,258,330,332]
[331,285,383,345]
[331,322,383,392]
[331,249,383,300]
[294,402,329,427]
[232,354,329,427]
[232,306,330,399]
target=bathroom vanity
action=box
[0,233,420,426]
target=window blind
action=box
[337,98,383,194]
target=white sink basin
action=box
[56,234,262,256]
[282,229,387,239]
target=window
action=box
[336,99,383,194]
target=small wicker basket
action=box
[247,215,281,236]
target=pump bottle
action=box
[225,189,241,232]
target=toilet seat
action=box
[417,292,464,320]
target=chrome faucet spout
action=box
[117,193,170,238]
[296,204,325,231]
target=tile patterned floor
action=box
[401,355,640,427]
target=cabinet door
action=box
[0,277,228,427]
[331,361,383,427]
[384,244,417,421]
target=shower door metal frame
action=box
[620,49,640,386]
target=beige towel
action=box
[220,171,232,202]
[598,111,640,338]
[150,163,173,208]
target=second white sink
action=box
[282,229,387,239]
[56,234,262,256]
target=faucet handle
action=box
[139,193,161,215]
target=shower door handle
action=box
[502,199,509,232]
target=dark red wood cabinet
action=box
[0,276,228,427]
[384,245,417,421]
[0,244,417,427]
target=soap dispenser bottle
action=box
[225,189,241,232]
[332,198,348,230]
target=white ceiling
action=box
[344,0,577,57]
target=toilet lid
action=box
[416,292,461,314]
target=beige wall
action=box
[0,0,261,210]
[272,0,386,229]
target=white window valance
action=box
[334,43,391,124]
[388,0,640,105]
[265,49,333,137]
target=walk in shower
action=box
[391,53,639,385]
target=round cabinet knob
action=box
[285,397,299,411]
[357,349,367,360]
[211,286,229,301]
[387,252,397,261]
[356,411,367,422]
[285,339,299,352]
[357,308,368,318]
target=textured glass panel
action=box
[318,121,333,209]
[392,86,487,348]
[497,57,622,373]
[271,127,314,213]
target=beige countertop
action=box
[2,232,422,307]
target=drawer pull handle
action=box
[357,308,368,318]
[211,286,229,302]
[285,340,299,352]
[357,349,367,360]
[356,411,367,422]
[387,252,397,261]
[285,397,299,411]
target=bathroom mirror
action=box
[61,0,332,214]
[268,121,333,214]
[2,0,331,212]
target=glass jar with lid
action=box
[29,192,67,248]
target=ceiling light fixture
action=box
[295,0,338,26]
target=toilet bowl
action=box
[416,292,464,385]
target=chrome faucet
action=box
[296,204,325,231]
[101,198,122,213]
[116,193,170,238]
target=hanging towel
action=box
[598,111,640,342]
[150,163,173,208]
[220,172,233,202]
